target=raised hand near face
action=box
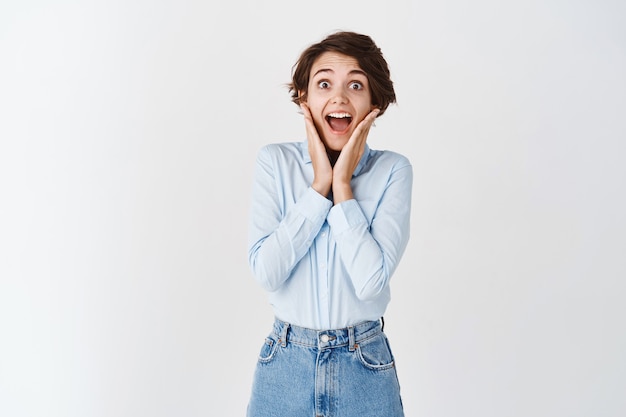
[332,108,379,204]
[301,103,333,197]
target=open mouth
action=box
[325,112,353,133]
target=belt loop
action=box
[279,321,290,347]
[380,316,385,332]
[348,326,356,352]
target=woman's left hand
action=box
[332,108,380,203]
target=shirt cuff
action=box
[296,187,333,223]
[327,199,368,235]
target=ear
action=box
[298,90,307,103]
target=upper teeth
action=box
[328,113,351,118]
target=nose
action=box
[331,88,349,104]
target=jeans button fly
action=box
[320,334,329,343]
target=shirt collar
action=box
[301,140,371,177]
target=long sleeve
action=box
[246,141,412,330]
[248,145,332,292]
[327,157,412,301]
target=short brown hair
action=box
[289,31,396,116]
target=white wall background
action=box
[1,1,625,416]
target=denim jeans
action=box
[247,318,404,417]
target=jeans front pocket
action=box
[257,335,279,363]
[356,333,395,371]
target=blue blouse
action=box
[248,140,412,330]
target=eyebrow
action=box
[312,68,367,78]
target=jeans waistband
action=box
[272,317,383,350]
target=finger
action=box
[300,103,313,127]
[366,108,381,122]
[300,102,312,120]
[301,104,322,143]
[358,108,380,133]
[301,104,318,134]
[355,108,380,136]
[347,108,380,150]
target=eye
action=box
[349,81,364,90]
[318,81,330,89]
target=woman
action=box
[247,31,412,417]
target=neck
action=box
[327,149,340,167]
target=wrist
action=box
[312,178,331,197]
[332,182,353,204]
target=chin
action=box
[323,139,348,152]
[322,132,351,151]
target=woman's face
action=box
[303,52,374,152]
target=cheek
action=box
[313,114,327,130]
[306,92,322,107]
[307,102,325,122]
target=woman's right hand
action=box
[301,103,332,197]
